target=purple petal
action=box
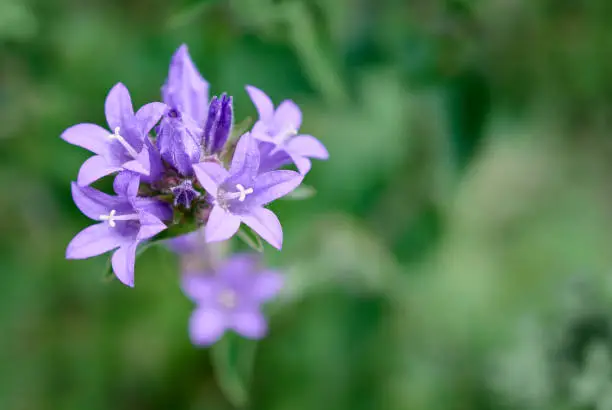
[211,94,233,154]
[134,102,167,136]
[61,123,111,156]
[286,135,328,159]
[230,311,267,339]
[251,122,276,143]
[274,100,302,130]
[142,139,164,183]
[229,133,260,178]
[246,85,275,122]
[163,44,209,125]
[66,222,124,259]
[136,211,167,241]
[122,148,151,176]
[189,308,226,346]
[202,95,220,152]
[240,207,283,250]
[71,182,126,220]
[193,162,229,196]
[250,170,303,207]
[165,230,205,254]
[182,275,217,302]
[219,254,259,285]
[111,242,139,287]
[251,271,284,302]
[121,172,140,198]
[205,206,241,243]
[290,154,312,175]
[133,197,172,221]
[156,113,201,176]
[113,171,135,196]
[105,83,134,132]
[257,141,293,173]
[77,155,121,186]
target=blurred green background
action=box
[3,0,612,409]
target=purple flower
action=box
[202,93,233,156]
[65,172,172,287]
[156,108,202,176]
[170,179,201,209]
[61,83,166,186]
[246,85,329,175]
[182,254,283,345]
[162,44,209,126]
[193,133,303,249]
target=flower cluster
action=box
[62,44,328,345]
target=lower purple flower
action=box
[182,254,283,345]
[192,133,303,249]
[65,172,172,287]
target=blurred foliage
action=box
[2,0,612,409]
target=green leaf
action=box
[210,333,258,408]
[282,184,316,200]
[236,226,264,252]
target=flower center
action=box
[99,209,139,228]
[108,127,139,158]
[218,289,237,309]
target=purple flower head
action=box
[162,44,209,126]
[182,254,283,345]
[193,133,303,249]
[61,83,166,186]
[170,179,201,209]
[65,172,172,287]
[156,107,202,176]
[202,93,233,156]
[246,85,329,175]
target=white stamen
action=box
[100,209,117,227]
[235,184,254,202]
[108,127,140,158]
[99,209,139,228]
[218,289,237,309]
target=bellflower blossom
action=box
[62,83,166,186]
[193,133,303,249]
[246,85,329,175]
[62,43,327,349]
[66,172,171,286]
[183,254,283,345]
